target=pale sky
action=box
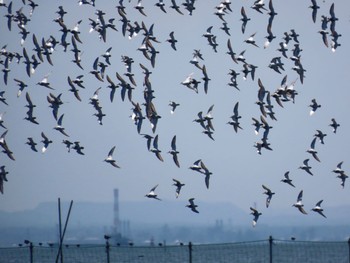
[0,0,349,227]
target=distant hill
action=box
[1,200,349,228]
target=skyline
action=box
[0,0,349,229]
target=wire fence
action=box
[1,236,349,263]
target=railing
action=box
[1,236,349,263]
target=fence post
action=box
[188,242,192,263]
[269,236,273,263]
[348,237,350,263]
[24,240,33,263]
[105,239,110,263]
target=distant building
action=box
[112,189,130,245]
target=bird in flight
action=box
[172,178,185,198]
[250,207,262,227]
[186,198,199,213]
[104,146,120,168]
[311,200,327,218]
[293,190,307,215]
[145,184,161,200]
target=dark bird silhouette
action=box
[240,6,250,34]
[141,134,153,151]
[299,159,313,176]
[106,75,119,103]
[281,171,295,187]
[201,65,211,94]
[262,184,275,208]
[329,118,339,133]
[168,135,180,167]
[170,0,184,15]
[72,141,85,155]
[26,137,38,152]
[47,93,63,120]
[169,101,180,114]
[200,160,212,189]
[24,92,39,125]
[41,132,53,153]
[166,31,177,51]
[172,178,185,198]
[250,207,262,227]
[314,130,327,144]
[0,91,8,106]
[186,198,199,213]
[14,78,28,97]
[309,0,320,23]
[135,0,147,16]
[67,76,81,102]
[226,39,238,64]
[309,99,321,116]
[150,134,164,162]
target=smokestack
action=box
[113,189,120,235]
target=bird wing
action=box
[171,135,177,151]
[108,146,116,157]
[297,190,303,202]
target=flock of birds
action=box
[0,0,347,227]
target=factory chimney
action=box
[113,189,120,235]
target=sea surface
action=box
[0,239,348,263]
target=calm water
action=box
[0,239,349,263]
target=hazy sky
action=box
[0,0,349,227]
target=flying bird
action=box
[293,190,307,215]
[135,0,147,16]
[250,207,262,227]
[186,198,199,213]
[14,78,28,97]
[299,159,313,176]
[172,178,185,198]
[150,134,164,162]
[281,171,295,187]
[168,135,180,167]
[37,74,54,90]
[314,130,327,144]
[200,160,212,189]
[41,132,53,153]
[170,0,184,15]
[145,184,161,200]
[104,146,120,168]
[54,114,70,137]
[240,6,250,34]
[262,184,275,208]
[309,0,319,23]
[311,200,326,218]
[329,118,340,133]
[169,101,180,114]
[189,159,203,173]
[306,137,321,162]
[166,31,177,51]
[244,32,259,48]
[309,99,321,116]
[26,137,38,152]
